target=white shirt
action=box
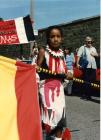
[77,45,98,69]
[31,55,38,65]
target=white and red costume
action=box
[39,46,67,133]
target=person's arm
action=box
[72,53,75,64]
[76,56,81,69]
[76,47,83,69]
[90,47,98,57]
[37,48,45,67]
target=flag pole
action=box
[30,0,34,24]
[30,0,35,58]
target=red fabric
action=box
[0,20,19,44]
[96,69,100,81]
[15,62,42,140]
[62,128,71,140]
[44,124,51,134]
[73,65,100,81]
[49,55,53,71]
[44,79,61,107]
[73,67,83,78]
[55,58,60,73]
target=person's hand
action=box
[66,72,73,80]
[32,64,40,72]
[35,65,40,72]
[90,52,95,57]
[77,63,81,69]
[90,52,98,57]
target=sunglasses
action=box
[86,41,93,44]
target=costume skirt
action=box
[39,79,66,132]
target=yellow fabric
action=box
[0,56,19,140]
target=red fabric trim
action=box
[55,58,60,73]
[62,128,71,140]
[49,55,52,71]
[55,58,58,73]
[15,62,42,140]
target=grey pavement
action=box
[65,95,100,140]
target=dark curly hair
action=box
[46,25,63,45]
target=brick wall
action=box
[37,15,100,53]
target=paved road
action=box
[65,95,100,140]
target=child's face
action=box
[48,29,62,49]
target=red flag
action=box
[0,15,35,45]
[0,56,42,140]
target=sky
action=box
[0,0,100,30]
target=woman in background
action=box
[64,48,75,95]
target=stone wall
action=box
[36,15,100,52]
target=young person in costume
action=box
[37,26,72,140]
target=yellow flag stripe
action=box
[0,56,16,64]
[0,56,19,140]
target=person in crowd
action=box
[31,41,40,84]
[37,26,72,140]
[74,48,79,66]
[77,36,98,100]
[31,41,39,64]
[64,48,75,95]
